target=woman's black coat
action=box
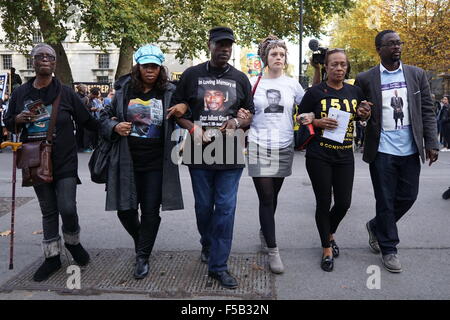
[99,74,184,212]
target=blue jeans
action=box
[369,152,420,255]
[189,167,243,272]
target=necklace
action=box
[206,61,231,79]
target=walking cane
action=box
[0,139,22,270]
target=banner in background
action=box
[0,73,8,100]
[72,82,112,97]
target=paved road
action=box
[0,149,449,300]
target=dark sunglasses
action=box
[33,54,56,62]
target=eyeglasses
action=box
[33,54,56,62]
[380,41,405,48]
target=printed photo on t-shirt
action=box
[198,77,237,127]
[127,98,163,139]
[263,89,284,114]
[24,99,52,138]
[381,81,409,131]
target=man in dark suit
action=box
[354,30,439,273]
[390,89,404,129]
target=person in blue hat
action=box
[99,44,187,279]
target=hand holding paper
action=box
[322,107,351,143]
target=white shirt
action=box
[249,75,304,149]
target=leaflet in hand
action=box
[24,99,50,122]
[322,107,351,144]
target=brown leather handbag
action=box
[16,93,61,187]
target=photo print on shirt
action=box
[127,97,163,138]
[24,99,52,137]
[264,89,284,114]
[198,77,237,127]
[381,81,409,131]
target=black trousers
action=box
[33,177,80,241]
[117,170,163,259]
[306,157,354,248]
[369,152,420,255]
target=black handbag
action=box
[88,138,112,184]
[295,123,315,151]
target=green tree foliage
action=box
[0,0,355,82]
[0,0,81,83]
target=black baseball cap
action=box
[209,27,235,43]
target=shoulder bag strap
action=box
[46,92,62,143]
[251,74,262,97]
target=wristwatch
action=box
[233,118,240,128]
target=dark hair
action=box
[90,87,100,96]
[266,89,281,97]
[375,30,396,49]
[324,48,351,79]
[257,35,288,68]
[131,64,168,92]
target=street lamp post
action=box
[298,0,304,85]
[301,59,309,88]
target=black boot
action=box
[64,243,90,266]
[136,214,161,258]
[133,214,161,279]
[117,211,140,253]
[33,255,62,282]
[134,257,149,279]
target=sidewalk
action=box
[0,151,449,300]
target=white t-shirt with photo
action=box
[249,75,304,149]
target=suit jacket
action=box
[354,64,439,163]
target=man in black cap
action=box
[171,26,255,289]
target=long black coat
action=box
[99,74,184,212]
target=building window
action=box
[97,76,109,83]
[26,56,33,69]
[2,54,12,70]
[98,54,109,69]
[32,31,43,44]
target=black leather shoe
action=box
[330,240,339,258]
[134,257,149,279]
[442,187,450,200]
[208,270,238,289]
[200,246,210,264]
[321,255,334,272]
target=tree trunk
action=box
[32,2,74,85]
[50,42,74,85]
[115,38,134,80]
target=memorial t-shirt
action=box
[248,75,304,149]
[171,61,255,170]
[298,82,364,163]
[126,88,164,171]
